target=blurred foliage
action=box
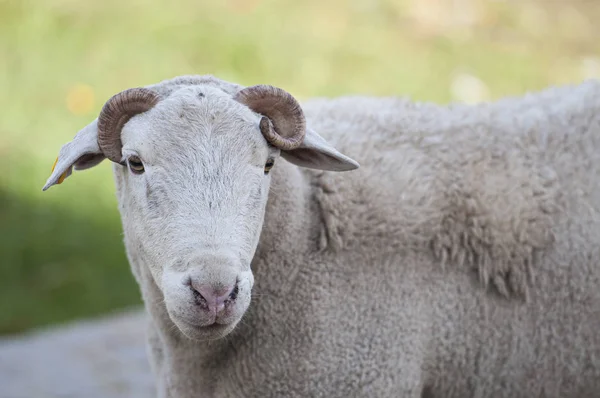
[1,0,599,335]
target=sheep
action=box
[43,74,600,398]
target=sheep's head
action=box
[43,76,359,340]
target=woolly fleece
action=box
[49,76,600,397]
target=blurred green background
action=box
[1,0,599,336]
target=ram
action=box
[44,75,600,397]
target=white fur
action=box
[44,75,600,397]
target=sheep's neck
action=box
[253,160,315,275]
[137,160,316,396]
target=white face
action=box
[115,85,277,340]
[44,76,359,341]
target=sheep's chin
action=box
[171,316,238,341]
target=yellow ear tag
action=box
[51,157,69,185]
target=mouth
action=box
[200,322,229,332]
[173,316,237,341]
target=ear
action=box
[280,127,359,172]
[42,119,106,191]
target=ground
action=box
[0,309,154,398]
[0,310,155,398]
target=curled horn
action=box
[97,88,160,163]
[234,85,306,150]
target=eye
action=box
[128,156,145,174]
[264,158,275,175]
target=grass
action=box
[1,0,599,335]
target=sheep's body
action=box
[137,80,600,397]
[289,83,600,397]
[47,76,600,397]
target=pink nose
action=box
[191,282,237,314]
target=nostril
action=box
[190,280,238,310]
[192,288,207,307]
[228,284,239,301]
